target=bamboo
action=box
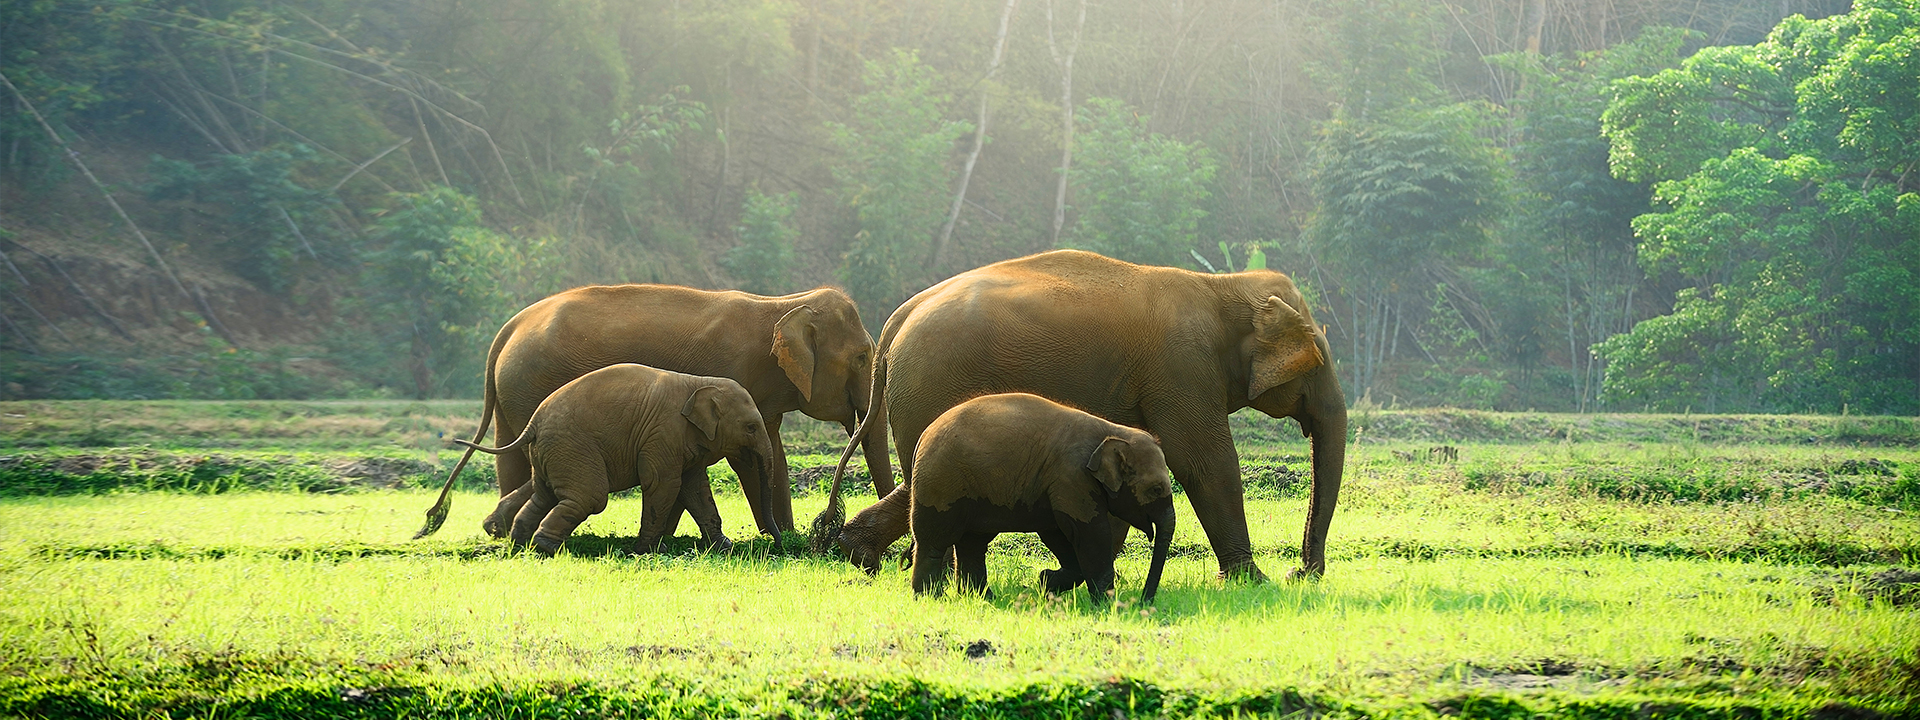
[0,70,199,322]
[931,0,1021,272]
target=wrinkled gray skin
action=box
[907,393,1176,606]
[453,364,778,556]
[819,250,1346,582]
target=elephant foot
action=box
[627,535,665,557]
[700,536,735,554]
[1215,559,1268,584]
[1039,568,1084,594]
[531,535,564,557]
[482,516,508,539]
[1284,565,1325,582]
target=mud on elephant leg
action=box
[486,482,536,539]
[1036,527,1086,594]
[508,481,558,551]
[911,525,962,597]
[1072,516,1119,605]
[953,534,993,599]
[629,474,688,555]
[531,486,608,557]
[677,468,733,553]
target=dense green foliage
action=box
[0,0,1908,410]
[1064,97,1218,268]
[723,189,801,296]
[829,51,972,319]
[1595,0,1920,414]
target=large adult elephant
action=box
[416,285,894,539]
[816,250,1346,581]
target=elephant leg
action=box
[1073,517,1118,606]
[911,541,952,597]
[678,467,732,553]
[494,412,533,500]
[764,412,795,529]
[910,519,958,597]
[529,457,610,557]
[1036,526,1085,595]
[486,481,536,538]
[631,473,686,555]
[1156,416,1264,582]
[509,479,558,550]
[954,533,993,599]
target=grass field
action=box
[0,400,1916,718]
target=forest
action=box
[1,0,1914,414]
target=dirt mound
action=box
[1810,568,1920,607]
[323,457,438,489]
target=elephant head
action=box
[684,382,781,535]
[773,292,876,433]
[1234,277,1346,580]
[1086,433,1177,604]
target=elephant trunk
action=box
[1297,387,1347,579]
[1143,504,1175,605]
[756,449,781,539]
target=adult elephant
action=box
[816,250,1346,581]
[415,285,894,540]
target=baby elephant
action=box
[453,363,779,556]
[910,392,1176,605]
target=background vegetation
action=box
[1,0,1913,414]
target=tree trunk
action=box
[1046,0,1088,246]
[931,0,1020,273]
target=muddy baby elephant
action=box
[908,393,1177,605]
[452,364,779,556]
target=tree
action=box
[1309,102,1507,396]
[1597,0,1920,413]
[1493,26,1697,409]
[829,50,971,324]
[362,187,549,398]
[723,188,800,295]
[1064,97,1218,269]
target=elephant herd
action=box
[414,249,1348,604]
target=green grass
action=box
[0,401,1917,718]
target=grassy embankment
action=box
[0,400,1915,718]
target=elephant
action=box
[815,249,1346,582]
[448,363,778,556]
[905,393,1175,606]
[415,285,893,540]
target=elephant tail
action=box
[807,377,873,553]
[808,325,903,554]
[449,434,529,455]
[414,336,510,540]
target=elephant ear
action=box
[1083,437,1129,494]
[1248,295,1326,401]
[682,385,725,440]
[772,305,819,402]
